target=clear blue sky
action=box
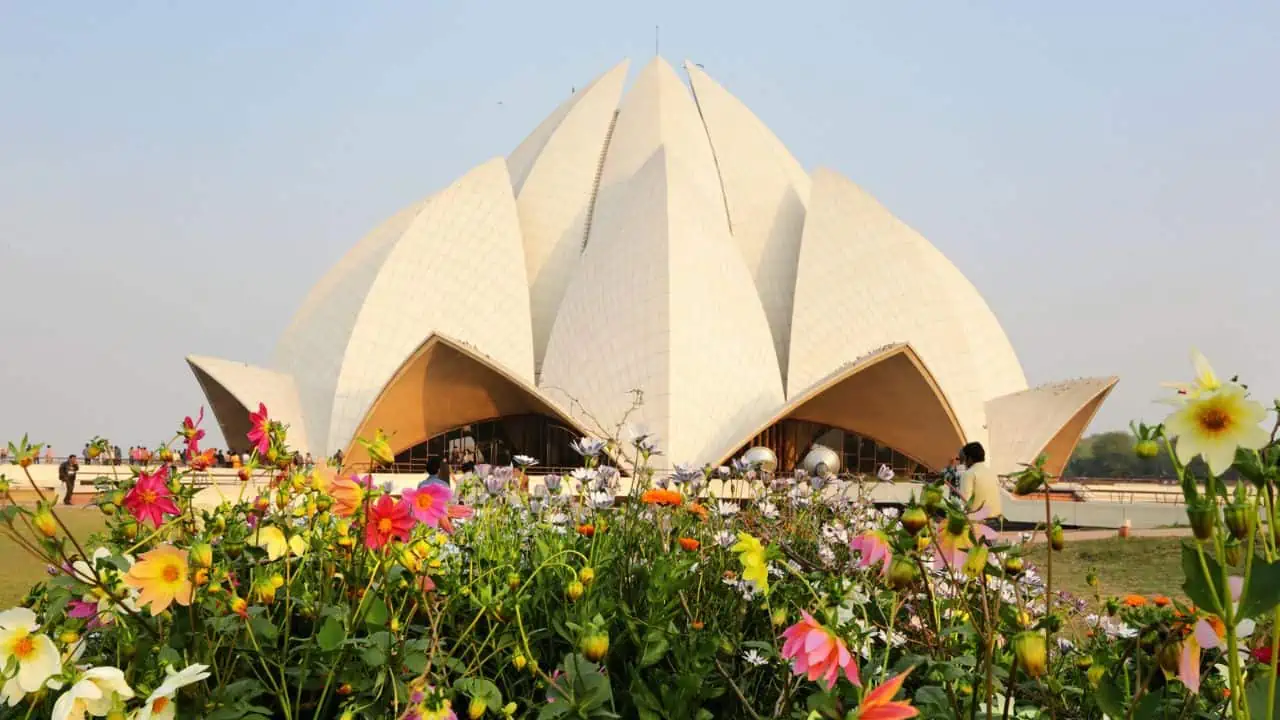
[2,2,1276,455]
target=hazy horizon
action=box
[2,2,1276,457]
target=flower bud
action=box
[120,520,139,541]
[1075,654,1093,671]
[1134,440,1159,459]
[190,543,214,568]
[887,556,918,590]
[915,533,931,552]
[566,580,584,601]
[237,467,251,483]
[1223,503,1253,541]
[230,595,248,617]
[1003,556,1024,576]
[513,654,528,671]
[507,573,522,591]
[1104,597,1120,616]
[581,632,609,662]
[1187,504,1216,541]
[1087,665,1104,688]
[1049,525,1065,552]
[502,702,517,717]
[771,607,788,627]
[59,630,79,645]
[1156,642,1181,674]
[1012,631,1047,678]
[468,697,487,719]
[32,508,58,538]
[578,567,595,585]
[962,545,989,578]
[1013,472,1045,496]
[921,485,943,510]
[900,506,928,534]
[223,540,244,559]
[1225,538,1244,566]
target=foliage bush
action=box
[1,349,1279,719]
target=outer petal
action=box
[1194,619,1223,650]
[864,668,914,706]
[18,634,60,691]
[1178,639,1201,693]
[0,608,38,632]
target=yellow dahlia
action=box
[1164,383,1268,476]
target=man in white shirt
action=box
[959,442,1002,518]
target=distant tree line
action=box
[1062,431,1220,480]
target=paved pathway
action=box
[1000,526,1192,544]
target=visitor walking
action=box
[958,442,1002,518]
[59,454,79,505]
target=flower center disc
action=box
[162,565,181,583]
[1198,406,1231,433]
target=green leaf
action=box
[638,627,669,668]
[316,616,345,652]
[456,678,502,709]
[1247,668,1280,720]
[249,616,278,642]
[1133,689,1164,720]
[364,597,388,628]
[1239,559,1280,619]
[1181,542,1227,613]
[360,645,387,667]
[914,685,950,710]
[1094,672,1126,719]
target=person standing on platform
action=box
[59,454,79,505]
[958,442,1002,519]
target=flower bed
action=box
[0,350,1278,719]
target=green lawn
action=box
[0,508,107,607]
[1025,536,1186,604]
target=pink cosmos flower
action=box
[365,495,416,550]
[401,484,451,528]
[781,610,861,689]
[850,531,892,576]
[246,403,271,456]
[123,464,180,528]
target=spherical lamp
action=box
[802,445,840,477]
[742,446,778,473]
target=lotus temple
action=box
[186,57,1116,478]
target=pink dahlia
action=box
[781,610,860,689]
[123,464,180,528]
[181,408,206,455]
[246,402,271,456]
[849,530,892,576]
[402,484,451,528]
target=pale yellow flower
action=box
[1160,348,1229,404]
[253,525,307,561]
[0,608,60,697]
[1164,384,1268,476]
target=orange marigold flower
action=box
[577,524,596,537]
[641,489,683,506]
[1122,594,1147,607]
[678,537,700,551]
[1152,595,1171,607]
[687,502,709,520]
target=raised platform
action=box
[1,463,1192,530]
